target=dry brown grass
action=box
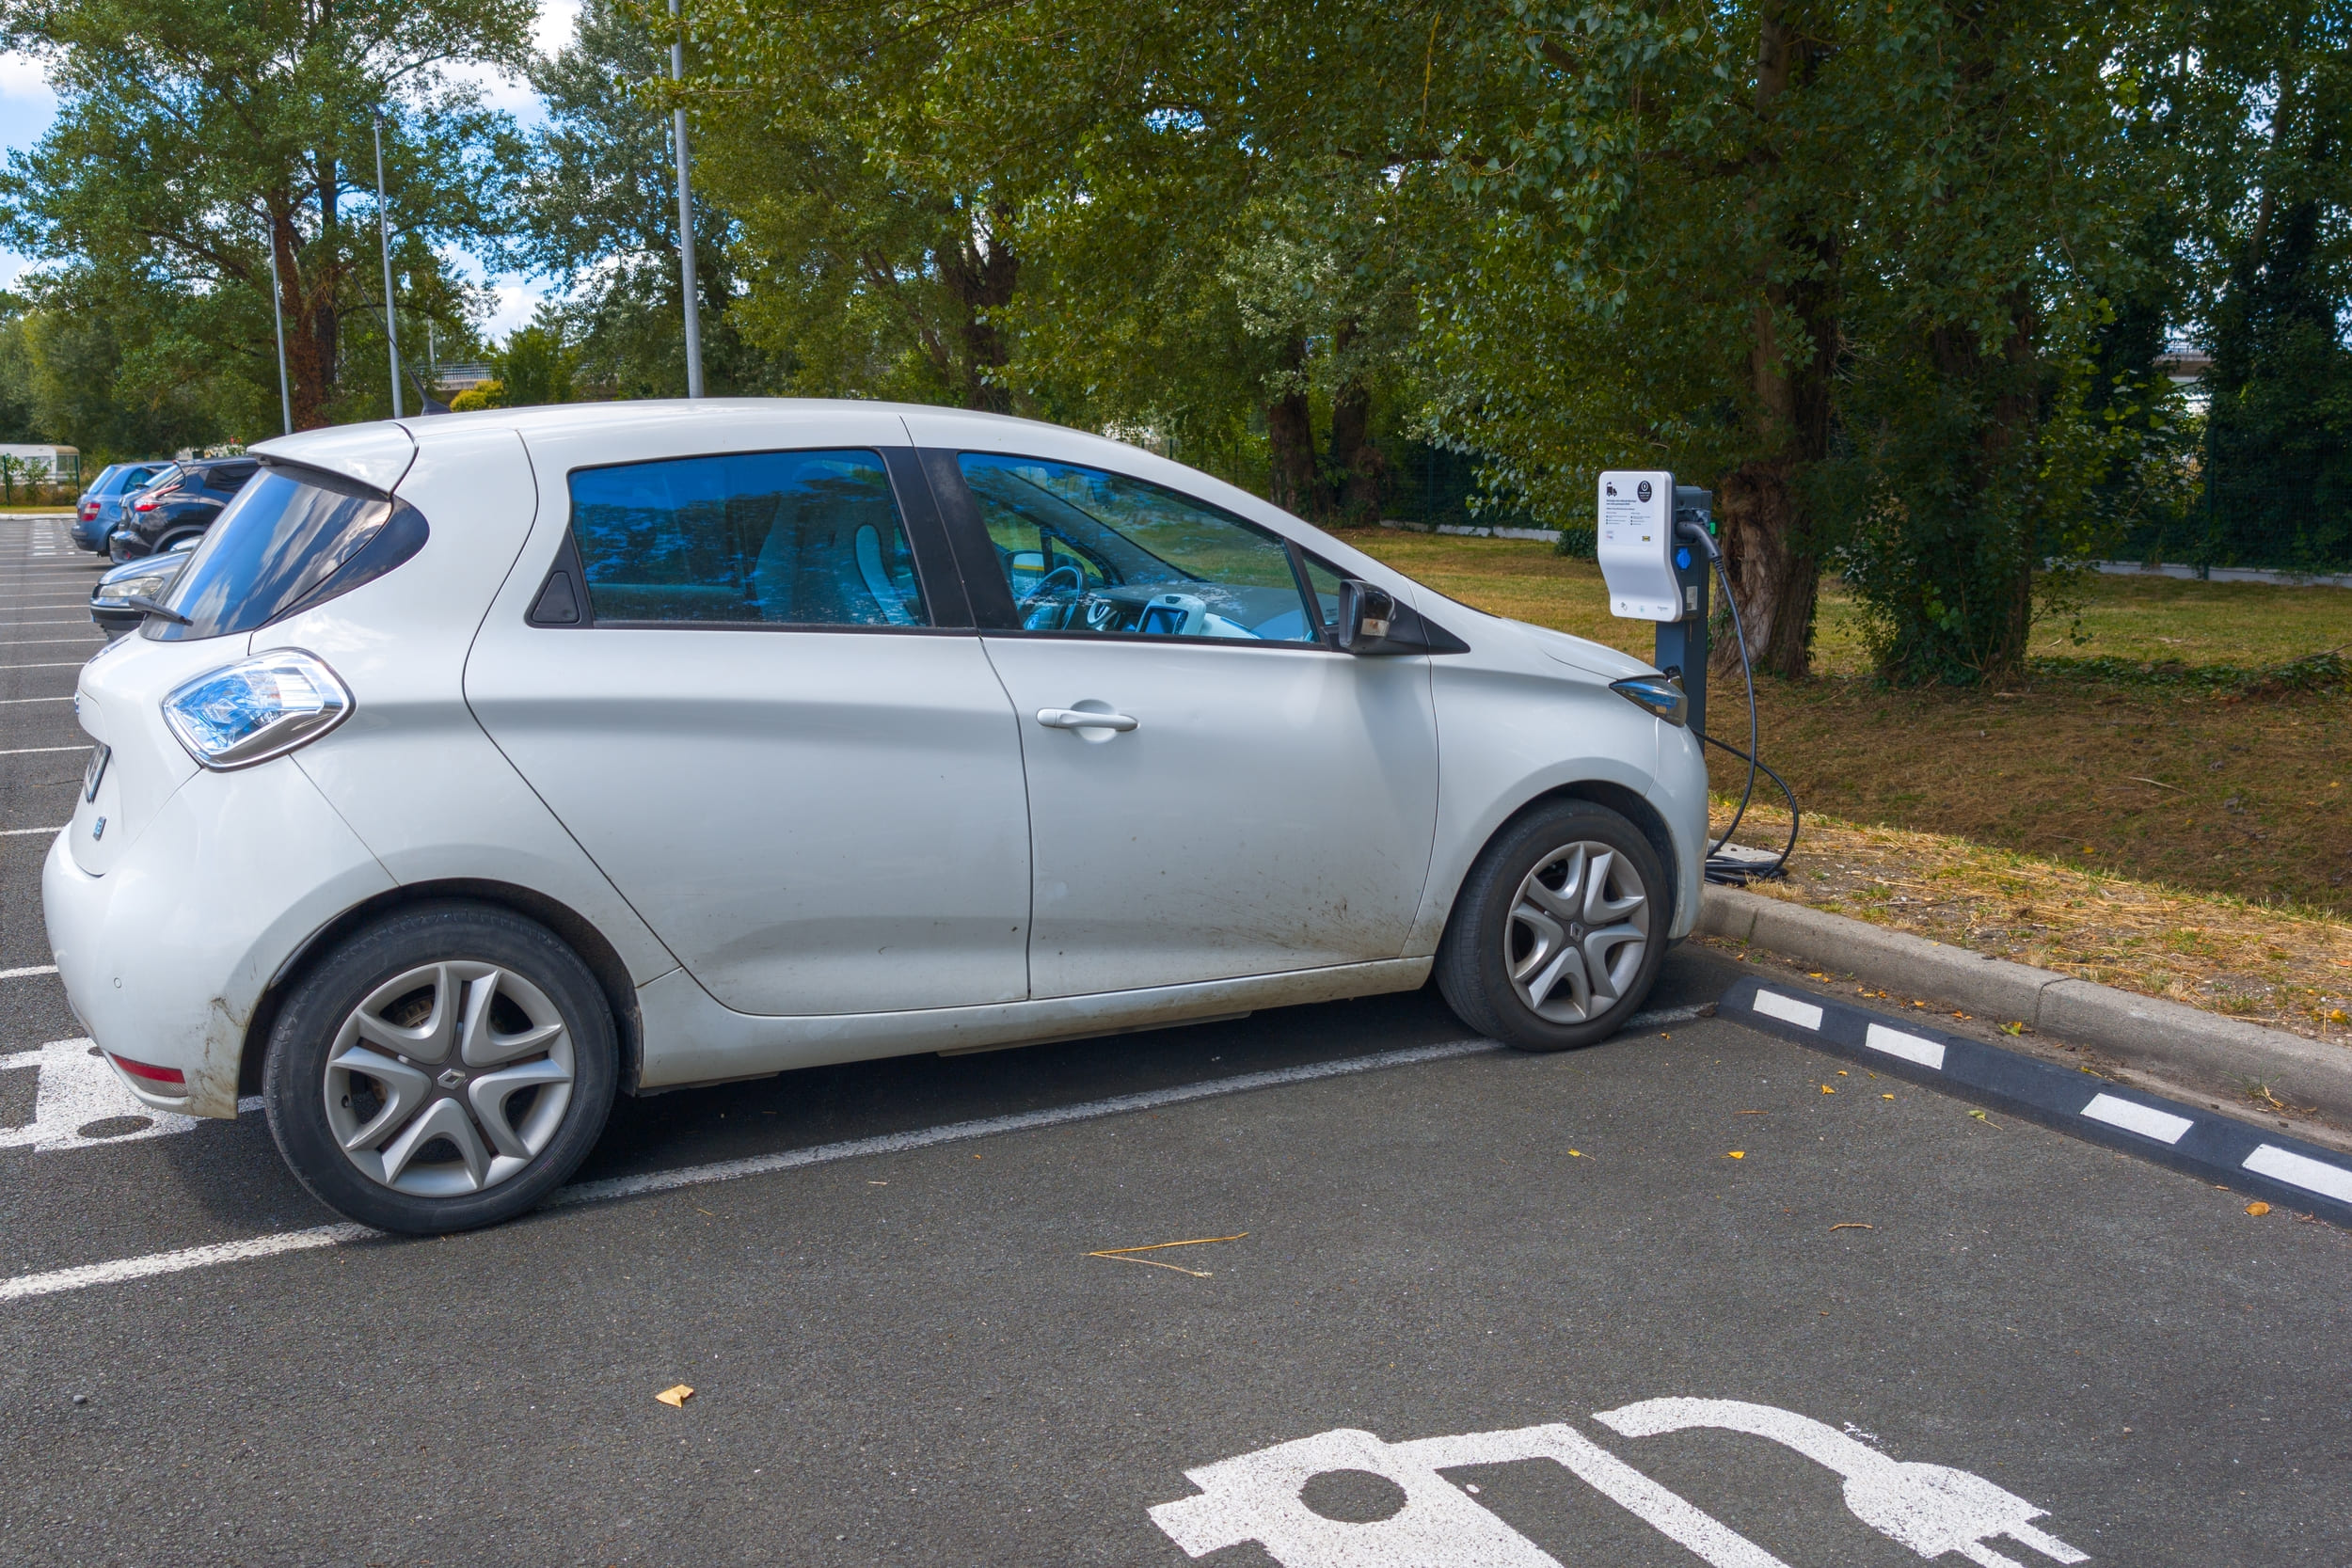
[1346,530,2352,916]
[1340,528,2352,1043]
[1721,803,2352,1045]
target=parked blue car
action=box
[72,460,175,552]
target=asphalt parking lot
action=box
[1,517,2345,1568]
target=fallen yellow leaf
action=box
[2245,1201,2271,1217]
[1726,1150,1746,1160]
[1836,1070,1849,1077]
[656,1385,694,1408]
[1568,1149,1584,1157]
[1820,1085,1836,1095]
[1882,1093,1895,1100]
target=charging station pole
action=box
[1656,486,1714,738]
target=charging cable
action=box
[1675,518,1800,884]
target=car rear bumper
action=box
[42,761,398,1119]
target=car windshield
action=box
[148,462,426,641]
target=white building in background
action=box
[2156,343,2212,413]
[0,444,80,484]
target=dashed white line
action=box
[2243,1144,2352,1205]
[2080,1092,2193,1145]
[1863,1022,1947,1070]
[1751,990,1822,1030]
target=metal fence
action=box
[2116,476,2352,575]
[1386,444,1560,535]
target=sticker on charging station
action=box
[1597,470,1680,622]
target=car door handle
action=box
[1036,707,1138,733]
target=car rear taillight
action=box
[107,1053,186,1090]
[80,501,97,517]
[135,499,157,512]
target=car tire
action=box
[263,902,619,1234]
[1435,800,1671,1053]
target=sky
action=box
[0,0,582,337]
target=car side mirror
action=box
[1334,578,1404,655]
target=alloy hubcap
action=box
[324,961,575,1198]
[1504,841,1650,1024]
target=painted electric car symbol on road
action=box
[1150,1397,2086,1568]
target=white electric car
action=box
[43,402,1706,1232]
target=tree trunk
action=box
[941,218,1019,413]
[273,205,328,430]
[1327,375,1383,521]
[308,150,339,424]
[1264,337,1320,515]
[1714,462,1820,680]
[1715,1,1838,680]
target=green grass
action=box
[1345,529,2352,916]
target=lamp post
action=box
[372,114,404,420]
[265,234,294,436]
[669,0,705,398]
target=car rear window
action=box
[566,448,928,627]
[147,461,428,641]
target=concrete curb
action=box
[1697,886,2352,1124]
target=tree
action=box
[1418,0,2153,684]
[515,0,771,398]
[493,317,577,407]
[2165,0,2352,571]
[0,0,533,434]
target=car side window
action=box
[1296,551,1346,638]
[956,453,1317,643]
[567,448,928,627]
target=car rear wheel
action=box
[1436,800,1669,1052]
[263,902,618,1233]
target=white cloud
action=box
[534,0,584,56]
[483,280,548,338]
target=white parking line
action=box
[0,1036,1526,1304]
[0,696,74,704]
[0,964,58,979]
[0,746,88,756]
[1,826,65,836]
[0,1227,374,1303]
[0,661,87,670]
[2080,1092,2193,1145]
[1750,990,1822,1029]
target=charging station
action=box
[1597,470,1793,882]
[1597,472,1714,736]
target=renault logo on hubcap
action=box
[436,1068,468,1090]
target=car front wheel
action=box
[1436,800,1670,1052]
[263,903,618,1233]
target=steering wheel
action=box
[1017,562,1087,615]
